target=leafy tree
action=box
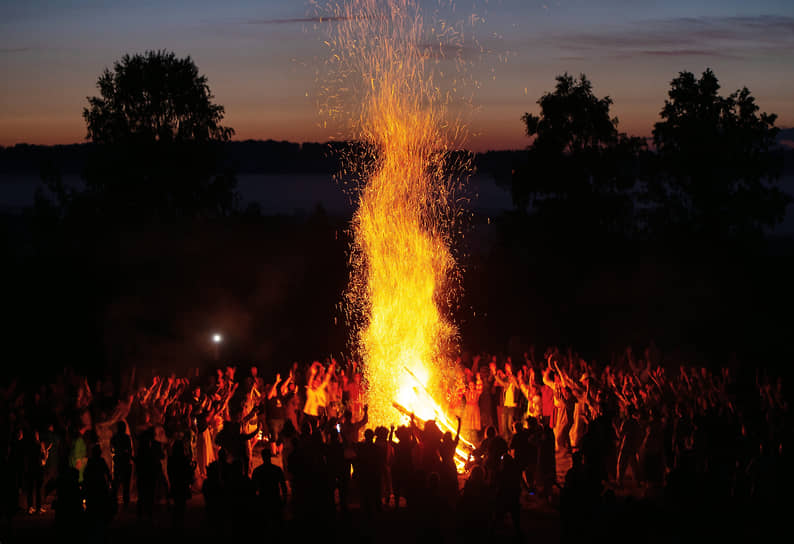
[512,73,645,238]
[650,69,788,238]
[43,50,236,222]
[83,51,233,145]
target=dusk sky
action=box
[2,0,793,151]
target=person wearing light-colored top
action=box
[303,360,335,423]
[462,371,484,442]
[518,368,542,421]
[495,361,518,437]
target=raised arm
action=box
[321,361,336,388]
[542,366,556,390]
[280,372,293,397]
[220,383,237,413]
[307,362,320,384]
[517,369,531,398]
[269,374,282,399]
[355,405,369,431]
[141,377,158,404]
[554,361,571,392]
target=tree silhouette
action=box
[650,69,788,239]
[512,73,645,238]
[83,51,233,145]
[43,50,236,222]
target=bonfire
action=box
[326,0,474,468]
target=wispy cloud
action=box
[242,16,352,25]
[625,49,741,60]
[0,47,32,54]
[541,14,794,61]
[554,55,588,61]
[198,14,354,39]
[720,15,794,32]
[419,41,493,61]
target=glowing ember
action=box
[326,0,471,466]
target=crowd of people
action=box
[0,344,789,541]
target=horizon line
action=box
[3,127,793,153]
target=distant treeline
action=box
[0,140,527,180]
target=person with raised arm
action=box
[517,367,542,422]
[495,360,518,438]
[303,360,335,428]
[462,370,484,442]
[264,373,286,443]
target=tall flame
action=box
[325,0,469,429]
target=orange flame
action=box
[326,1,471,461]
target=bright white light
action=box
[212,333,222,344]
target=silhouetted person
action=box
[53,460,82,534]
[561,451,601,544]
[617,406,643,487]
[84,443,112,539]
[439,418,461,503]
[167,438,193,528]
[415,418,444,476]
[325,419,349,513]
[202,453,224,535]
[355,428,383,516]
[25,428,47,514]
[495,453,522,539]
[479,365,497,437]
[110,420,133,509]
[458,466,492,543]
[580,405,616,484]
[391,425,416,509]
[472,425,496,460]
[203,450,254,539]
[536,420,556,501]
[41,423,60,511]
[374,425,392,507]
[418,472,451,544]
[485,434,508,485]
[641,409,666,487]
[251,444,286,534]
[215,408,259,477]
[665,449,702,539]
[510,418,533,490]
[340,405,369,445]
[0,443,14,523]
[135,427,161,521]
[9,427,25,513]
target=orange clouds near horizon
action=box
[3,109,790,152]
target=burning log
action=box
[392,399,474,473]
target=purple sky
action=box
[1,0,793,151]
